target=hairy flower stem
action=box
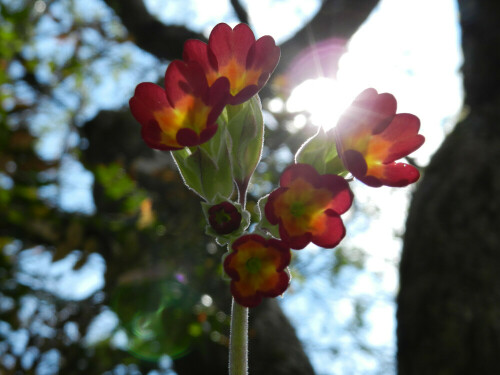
[229,299,248,375]
[228,179,249,375]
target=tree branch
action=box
[230,0,249,24]
[103,0,205,60]
[104,0,379,86]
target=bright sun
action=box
[285,77,359,131]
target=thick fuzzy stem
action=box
[229,298,248,375]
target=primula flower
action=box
[224,234,291,308]
[332,88,425,187]
[183,23,280,105]
[208,201,242,235]
[265,164,353,250]
[129,60,230,150]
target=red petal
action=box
[369,93,398,134]
[206,77,230,123]
[384,134,425,164]
[336,89,397,140]
[265,189,284,225]
[366,162,420,187]
[380,113,420,141]
[321,174,354,215]
[164,60,209,106]
[140,120,181,151]
[199,124,219,145]
[381,113,424,163]
[232,234,266,250]
[260,271,290,298]
[279,163,321,188]
[353,88,378,102]
[311,210,346,248]
[342,149,368,179]
[266,238,292,271]
[230,282,263,308]
[183,39,217,72]
[278,222,312,250]
[223,251,240,281]
[358,175,383,187]
[209,23,255,68]
[176,128,201,147]
[129,82,170,125]
[246,35,280,72]
[228,85,259,105]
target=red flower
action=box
[183,23,280,105]
[224,235,291,308]
[265,164,353,250]
[332,88,425,187]
[208,201,242,235]
[129,60,229,150]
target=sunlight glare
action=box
[286,77,358,131]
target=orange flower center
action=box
[274,178,333,237]
[218,58,261,96]
[152,96,211,147]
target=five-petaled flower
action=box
[183,23,280,105]
[208,201,242,235]
[224,234,290,308]
[129,60,229,150]
[265,163,354,250]
[331,88,425,187]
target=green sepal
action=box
[200,198,251,246]
[255,194,280,239]
[171,147,233,203]
[220,250,232,282]
[171,148,204,198]
[171,126,234,203]
[295,127,348,176]
[223,95,264,191]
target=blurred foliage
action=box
[0,1,374,374]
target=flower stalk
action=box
[229,299,248,375]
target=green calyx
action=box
[295,127,348,176]
[222,95,264,189]
[171,121,234,203]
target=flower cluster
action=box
[130,23,424,308]
[130,23,279,150]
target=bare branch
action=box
[230,0,249,24]
[104,0,379,80]
[103,0,205,60]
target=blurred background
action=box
[1,0,500,374]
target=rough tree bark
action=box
[397,1,500,374]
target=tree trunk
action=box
[397,1,500,374]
